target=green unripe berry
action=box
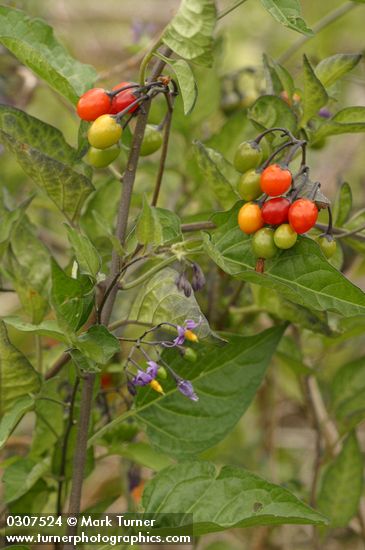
[140,125,163,156]
[157,366,168,380]
[87,145,120,168]
[317,236,337,258]
[183,347,198,363]
[274,224,298,250]
[233,141,262,173]
[310,137,327,151]
[237,170,262,201]
[252,228,278,259]
[88,114,122,149]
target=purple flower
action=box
[163,319,201,348]
[177,379,199,402]
[191,263,206,291]
[185,319,199,330]
[318,107,331,119]
[132,360,159,386]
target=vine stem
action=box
[65,375,94,545]
[151,92,175,206]
[65,46,172,539]
[278,1,360,64]
[217,0,249,20]
[306,376,365,538]
[120,256,177,290]
[57,378,79,516]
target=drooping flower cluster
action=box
[126,319,201,402]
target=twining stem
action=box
[65,47,172,537]
[57,378,79,516]
[217,0,249,20]
[336,222,365,239]
[139,36,163,86]
[181,221,217,232]
[100,47,172,325]
[65,375,94,544]
[35,334,43,373]
[278,1,360,64]
[306,375,365,537]
[151,93,175,206]
[120,256,177,290]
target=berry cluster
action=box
[76,80,167,168]
[234,128,336,268]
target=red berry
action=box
[288,199,318,234]
[76,88,111,121]
[260,164,292,197]
[101,372,113,389]
[110,81,140,115]
[261,197,290,226]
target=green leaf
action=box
[81,178,121,240]
[0,396,34,450]
[317,433,363,527]
[136,196,163,246]
[248,95,297,135]
[129,267,215,341]
[0,321,41,417]
[252,285,331,335]
[2,317,68,343]
[74,325,120,365]
[5,216,50,323]
[203,204,365,317]
[333,182,352,227]
[90,327,284,458]
[155,208,182,242]
[162,0,217,67]
[3,456,49,503]
[66,225,101,279]
[301,55,328,126]
[50,259,94,333]
[0,106,94,222]
[331,357,365,425]
[31,380,64,457]
[262,54,283,95]
[108,442,173,471]
[143,461,327,533]
[316,54,362,88]
[312,107,365,142]
[341,209,365,254]
[0,6,97,104]
[274,61,295,98]
[260,0,313,36]
[137,327,283,458]
[171,59,198,115]
[0,196,32,259]
[158,56,198,115]
[193,141,239,208]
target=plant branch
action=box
[306,375,365,537]
[315,222,365,242]
[278,2,360,64]
[336,223,365,239]
[65,47,172,537]
[57,377,79,515]
[151,93,175,206]
[100,46,172,326]
[181,221,216,232]
[65,374,94,539]
[120,256,176,290]
[217,0,249,20]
